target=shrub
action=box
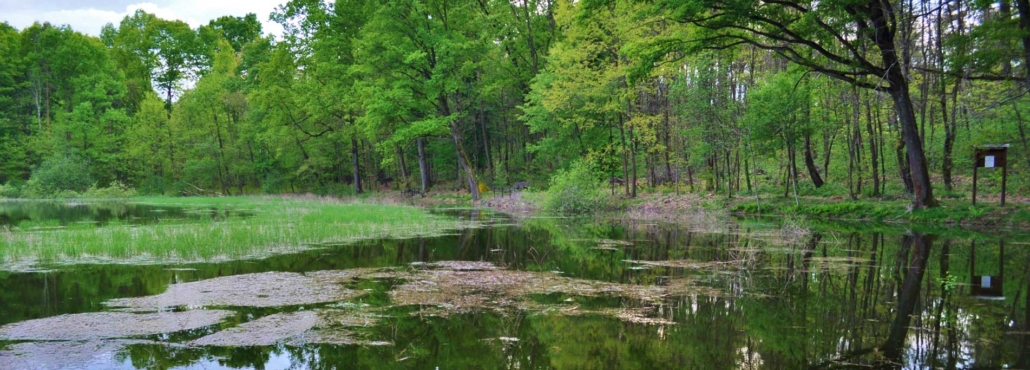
[0,183,18,198]
[493,162,510,190]
[83,181,138,198]
[25,155,94,196]
[544,160,605,214]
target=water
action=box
[0,202,1028,369]
[0,200,253,228]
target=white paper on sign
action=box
[985,156,995,168]
[982,276,991,288]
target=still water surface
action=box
[0,202,1027,369]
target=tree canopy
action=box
[0,0,1027,207]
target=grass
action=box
[0,195,472,270]
[727,194,1030,229]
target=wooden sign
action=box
[975,147,1007,168]
[972,144,1009,206]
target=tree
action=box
[353,0,495,200]
[609,0,939,208]
[200,14,262,53]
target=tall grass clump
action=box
[544,160,605,215]
[0,196,471,270]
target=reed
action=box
[0,196,471,270]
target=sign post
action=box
[973,144,1009,206]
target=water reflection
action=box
[0,214,1027,369]
[0,200,252,228]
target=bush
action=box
[0,183,18,198]
[83,181,138,198]
[25,155,94,196]
[544,160,605,214]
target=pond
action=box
[0,200,1027,369]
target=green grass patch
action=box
[730,194,1029,228]
[0,196,470,270]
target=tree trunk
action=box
[630,126,638,198]
[869,1,937,208]
[864,93,881,196]
[1016,0,1030,82]
[941,86,957,192]
[895,138,914,194]
[803,133,824,188]
[889,83,936,207]
[1013,103,1030,169]
[352,136,362,194]
[417,137,428,194]
[618,113,629,196]
[397,146,409,190]
[449,121,480,201]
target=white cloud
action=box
[3,0,285,37]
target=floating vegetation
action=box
[0,310,233,340]
[106,272,366,310]
[192,311,319,347]
[624,259,744,271]
[413,260,499,271]
[387,261,721,316]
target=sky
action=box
[0,0,286,37]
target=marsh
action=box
[0,198,1027,369]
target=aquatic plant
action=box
[0,196,472,270]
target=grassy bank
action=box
[724,195,1030,229]
[0,196,471,270]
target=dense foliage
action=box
[0,0,1027,207]
[545,160,605,214]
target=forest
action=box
[0,0,1027,210]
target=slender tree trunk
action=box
[479,102,492,176]
[846,112,856,200]
[630,126,638,198]
[1016,0,1030,82]
[397,146,409,189]
[864,92,881,196]
[619,113,629,196]
[1013,101,1030,170]
[352,136,362,194]
[213,113,230,195]
[803,133,824,188]
[417,137,429,194]
[450,121,480,201]
[942,83,958,191]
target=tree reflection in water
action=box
[0,215,1027,369]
